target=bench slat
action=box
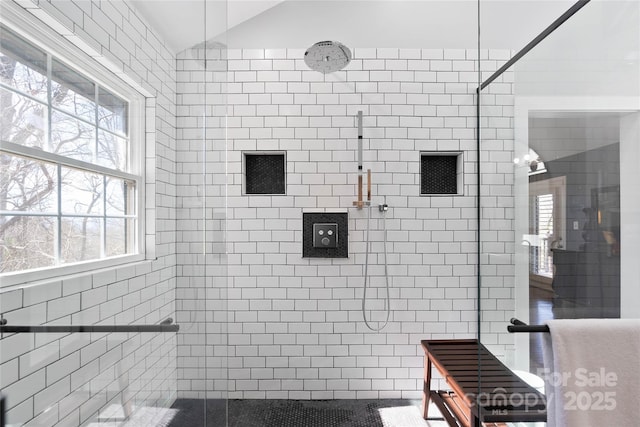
[430,391,464,427]
[441,390,471,427]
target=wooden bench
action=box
[421,339,547,427]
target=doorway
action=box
[525,113,623,371]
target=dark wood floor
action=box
[529,286,554,372]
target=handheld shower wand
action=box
[352,111,390,331]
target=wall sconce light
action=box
[514,150,547,176]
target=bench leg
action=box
[422,354,432,419]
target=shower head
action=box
[304,41,352,74]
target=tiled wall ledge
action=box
[1,259,159,318]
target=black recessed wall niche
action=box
[303,212,348,258]
[420,152,463,195]
[244,152,286,195]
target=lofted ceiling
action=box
[129,0,284,53]
[130,0,575,54]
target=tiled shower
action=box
[175,46,514,400]
[1,0,640,426]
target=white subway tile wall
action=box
[0,1,177,426]
[176,48,515,399]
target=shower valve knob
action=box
[313,223,338,248]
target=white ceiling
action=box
[130,1,202,53]
[130,0,285,53]
[130,0,575,53]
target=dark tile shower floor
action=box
[162,399,444,427]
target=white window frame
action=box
[0,7,146,288]
[528,176,567,281]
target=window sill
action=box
[0,254,149,289]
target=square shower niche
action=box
[244,152,286,195]
[420,152,463,196]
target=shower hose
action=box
[362,202,390,331]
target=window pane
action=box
[61,168,103,215]
[51,59,96,123]
[0,88,47,149]
[60,217,101,263]
[105,177,135,215]
[98,87,127,135]
[0,153,57,213]
[105,218,135,256]
[51,110,95,162]
[536,193,554,277]
[0,215,56,273]
[0,26,48,101]
[98,130,127,171]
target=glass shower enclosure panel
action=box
[175,0,229,425]
[479,0,640,403]
[0,0,229,425]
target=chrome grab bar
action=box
[0,317,179,333]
